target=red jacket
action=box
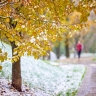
[76,43,82,51]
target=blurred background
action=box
[43,10,96,61]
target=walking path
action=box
[58,57,96,96]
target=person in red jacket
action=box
[76,41,83,59]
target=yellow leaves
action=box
[0,49,7,62]
[0,49,2,53]
[0,66,2,70]
[15,24,21,31]
[0,55,4,62]
[51,35,57,42]
[1,0,95,61]
[69,11,81,24]
[58,37,62,41]
[0,24,5,29]
[32,32,37,37]
[5,18,10,23]
[80,15,88,22]
[51,37,56,42]
[12,56,19,62]
[44,41,48,45]
[3,52,7,60]
[27,51,32,56]
[33,52,39,59]
[41,50,46,56]
[4,52,7,57]
[45,45,50,51]
[13,49,17,56]
[15,41,19,46]
[8,37,14,42]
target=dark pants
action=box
[77,50,81,58]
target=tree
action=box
[0,0,96,91]
[54,41,61,59]
[59,11,81,58]
[0,0,61,91]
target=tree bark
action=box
[47,51,50,60]
[11,42,22,91]
[55,41,60,59]
[74,37,78,58]
[65,38,70,58]
[8,16,22,91]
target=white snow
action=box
[0,42,86,96]
[0,56,86,96]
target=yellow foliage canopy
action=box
[0,0,96,61]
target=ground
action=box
[0,56,96,96]
[58,57,96,96]
[0,56,86,96]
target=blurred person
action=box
[76,41,83,59]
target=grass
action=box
[92,57,96,61]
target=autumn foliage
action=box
[0,0,96,61]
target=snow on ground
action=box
[0,56,86,96]
[0,42,86,96]
[0,78,34,96]
[60,53,96,60]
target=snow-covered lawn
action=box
[0,57,85,96]
[0,43,86,96]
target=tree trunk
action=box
[74,37,78,58]
[42,56,45,60]
[48,51,50,60]
[55,41,60,59]
[11,42,22,91]
[65,38,70,58]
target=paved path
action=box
[58,57,96,96]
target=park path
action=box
[58,57,96,96]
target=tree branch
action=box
[0,16,10,19]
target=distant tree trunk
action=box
[65,37,70,58]
[55,41,60,59]
[74,37,78,58]
[11,42,22,91]
[42,56,45,60]
[42,51,50,60]
[48,51,50,60]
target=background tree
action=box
[54,41,61,59]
